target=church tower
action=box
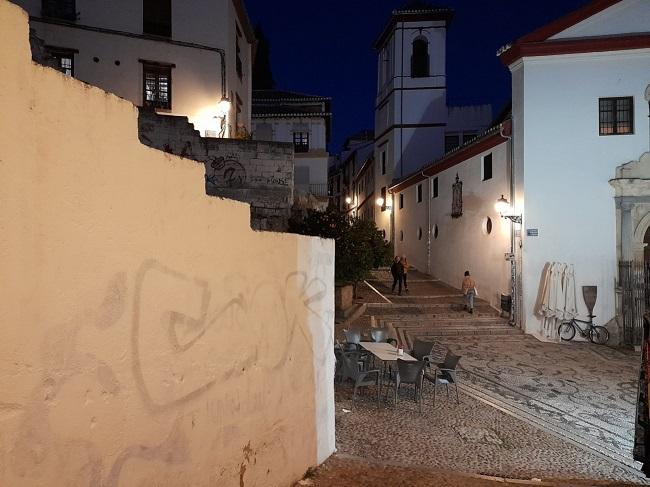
[373,5,453,240]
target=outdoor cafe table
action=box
[359,342,417,362]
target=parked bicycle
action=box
[558,314,609,344]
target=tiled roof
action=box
[252,89,331,102]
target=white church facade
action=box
[385,0,650,344]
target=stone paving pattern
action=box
[297,455,645,487]
[333,382,645,483]
[331,269,649,484]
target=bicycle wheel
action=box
[558,321,576,341]
[589,326,609,344]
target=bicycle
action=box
[558,314,609,344]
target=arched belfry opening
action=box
[411,37,429,78]
[643,226,650,262]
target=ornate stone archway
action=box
[610,152,650,262]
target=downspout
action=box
[422,170,431,275]
[500,121,517,326]
[400,20,405,180]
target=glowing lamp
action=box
[345,196,352,204]
[376,197,385,207]
[495,195,510,215]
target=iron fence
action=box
[618,261,650,346]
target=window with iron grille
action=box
[599,97,633,135]
[293,132,309,153]
[42,0,76,21]
[416,183,423,203]
[399,193,404,209]
[47,47,75,76]
[432,177,438,198]
[381,151,386,175]
[143,63,172,109]
[143,0,171,37]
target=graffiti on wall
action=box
[205,154,247,188]
[3,256,333,486]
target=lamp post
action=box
[496,194,522,326]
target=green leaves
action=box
[289,207,391,285]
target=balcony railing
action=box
[309,183,329,197]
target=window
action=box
[235,94,244,137]
[463,132,478,143]
[482,217,493,235]
[433,224,439,239]
[400,230,404,241]
[142,62,172,109]
[143,0,171,37]
[293,132,309,153]
[236,24,243,80]
[411,37,429,78]
[47,47,75,76]
[432,177,439,198]
[381,151,386,175]
[445,134,460,153]
[42,0,76,21]
[482,153,493,181]
[416,183,423,203]
[418,227,423,240]
[599,97,633,135]
[399,193,404,209]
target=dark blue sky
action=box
[245,0,591,152]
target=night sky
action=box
[245,0,592,152]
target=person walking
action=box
[401,255,410,293]
[390,256,404,295]
[462,270,476,314]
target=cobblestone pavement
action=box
[297,454,644,487]
[332,271,648,484]
[332,381,646,483]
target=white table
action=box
[360,342,417,362]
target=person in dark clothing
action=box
[390,256,404,295]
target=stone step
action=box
[378,316,508,324]
[400,327,521,337]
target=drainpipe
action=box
[422,170,431,275]
[500,121,517,326]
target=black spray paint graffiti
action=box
[205,154,247,188]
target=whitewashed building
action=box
[390,121,513,310]
[372,5,492,242]
[498,0,650,340]
[252,90,331,203]
[391,0,650,343]
[12,0,255,137]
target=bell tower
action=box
[373,5,453,239]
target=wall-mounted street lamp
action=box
[376,197,385,207]
[495,195,522,224]
[345,196,353,205]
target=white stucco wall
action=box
[0,3,334,485]
[513,49,650,337]
[394,140,511,307]
[12,0,252,137]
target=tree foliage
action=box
[289,207,392,286]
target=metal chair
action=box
[370,328,389,343]
[386,359,425,412]
[339,351,381,408]
[410,338,435,362]
[424,350,461,407]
